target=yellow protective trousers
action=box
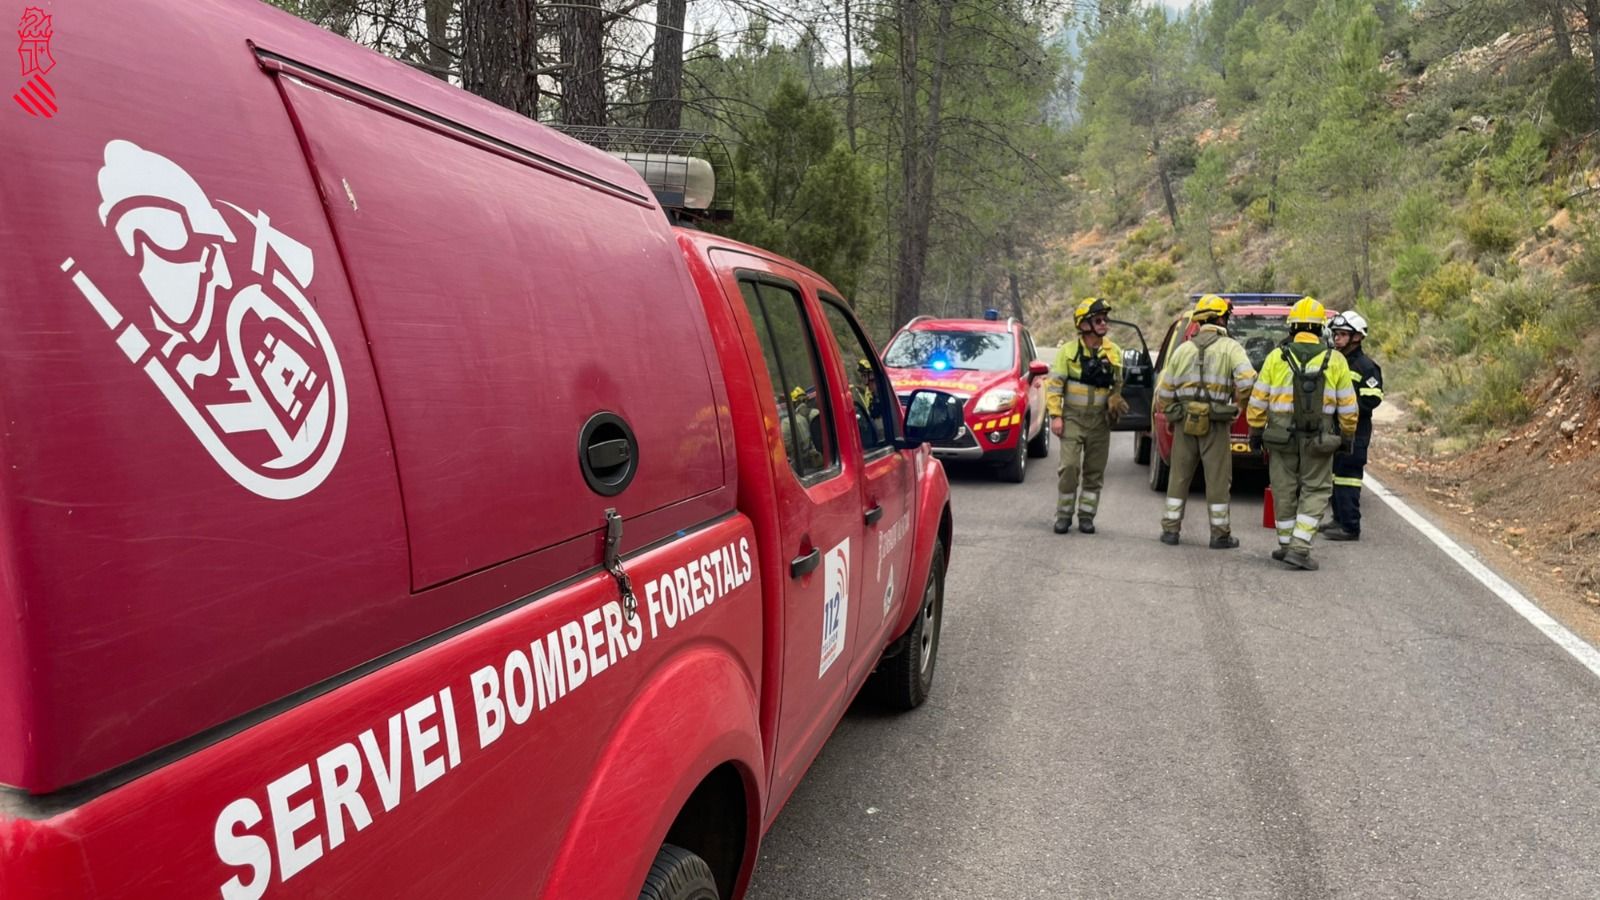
[1267,436,1335,554]
[1162,427,1235,539]
[1057,413,1110,523]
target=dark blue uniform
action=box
[1331,346,1383,536]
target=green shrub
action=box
[1468,272,1562,335]
[1393,187,1445,244]
[1126,220,1166,249]
[1457,339,1539,428]
[1389,243,1440,301]
[1131,258,1177,287]
[1463,200,1522,256]
[1549,59,1597,136]
[1484,122,1546,193]
[1162,135,1200,178]
[1416,260,1476,315]
[1097,263,1139,307]
[1245,196,1273,230]
[1565,224,1600,291]
[1433,131,1491,181]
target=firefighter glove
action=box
[1106,394,1129,422]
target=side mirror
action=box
[898,389,964,448]
[1027,360,1050,378]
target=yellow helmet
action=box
[790,385,808,404]
[1073,297,1112,328]
[1287,297,1325,325]
[1193,294,1230,322]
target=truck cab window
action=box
[738,280,839,479]
[820,297,896,455]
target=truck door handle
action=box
[790,548,820,578]
[864,504,884,525]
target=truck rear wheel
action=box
[871,540,946,710]
[639,844,719,900]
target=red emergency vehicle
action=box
[882,314,1052,482]
[0,1,959,897]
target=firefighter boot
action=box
[1209,533,1239,549]
[1159,532,1180,546]
[1053,516,1072,534]
[1271,546,1289,561]
[1077,491,1100,534]
[1323,525,1359,542]
[1282,549,1319,571]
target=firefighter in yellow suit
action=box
[1245,298,1358,570]
[1046,298,1127,535]
[1156,295,1258,549]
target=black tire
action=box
[1026,415,1050,458]
[1133,431,1151,465]
[998,443,1026,483]
[871,540,946,711]
[638,844,719,900]
[1148,450,1169,492]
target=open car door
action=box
[1110,319,1152,432]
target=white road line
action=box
[1368,474,1600,680]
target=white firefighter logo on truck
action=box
[62,139,348,500]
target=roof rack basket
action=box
[551,126,736,222]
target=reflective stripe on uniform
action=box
[1292,514,1318,543]
[1078,490,1100,516]
[1063,381,1110,409]
[1164,497,1185,521]
[1333,475,1364,489]
[1209,502,1230,528]
[1276,519,1294,545]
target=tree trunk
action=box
[844,0,857,151]
[559,0,605,126]
[1361,218,1374,301]
[1153,134,1179,229]
[1204,227,1224,290]
[644,0,686,130]
[461,0,539,117]
[1003,236,1025,324]
[1550,0,1573,59]
[891,0,922,329]
[1587,0,1600,125]
[426,0,454,81]
[893,0,955,329]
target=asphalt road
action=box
[745,432,1600,899]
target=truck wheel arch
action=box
[537,649,763,899]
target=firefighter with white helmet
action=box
[1156,294,1258,548]
[1324,310,1384,541]
[1245,297,1358,570]
[1046,297,1127,534]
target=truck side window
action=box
[738,280,839,479]
[819,297,896,455]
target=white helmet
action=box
[1330,310,1368,337]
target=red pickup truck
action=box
[0,1,958,897]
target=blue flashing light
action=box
[930,356,950,371]
[983,308,1001,320]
